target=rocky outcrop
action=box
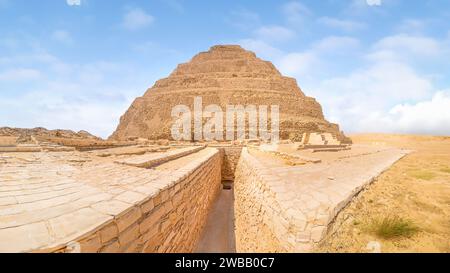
[110,45,349,142]
[0,127,132,151]
[0,127,101,140]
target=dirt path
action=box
[316,134,450,253]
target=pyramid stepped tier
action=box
[110,45,350,142]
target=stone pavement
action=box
[0,142,411,253]
[0,146,219,252]
[234,144,410,252]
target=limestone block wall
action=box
[57,149,222,253]
[234,148,312,253]
[217,146,243,181]
[234,147,409,253]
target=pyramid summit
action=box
[110,45,349,142]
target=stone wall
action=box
[234,148,311,253]
[233,147,408,253]
[57,148,222,253]
[216,146,243,182]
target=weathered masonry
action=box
[0,146,225,252]
[0,142,408,253]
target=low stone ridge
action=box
[115,146,205,168]
[0,127,135,151]
[0,127,101,141]
[109,45,350,142]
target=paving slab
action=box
[114,146,205,168]
[0,146,212,252]
[238,144,410,251]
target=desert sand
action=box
[316,134,450,253]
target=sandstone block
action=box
[116,207,142,233]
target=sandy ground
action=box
[316,134,450,253]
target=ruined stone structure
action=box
[0,127,135,152]
[0,142,408,253]
[233,146,408,252]
[110,45,348,142]
[0,146,223,252]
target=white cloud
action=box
[385,91,450,135]
[237,39,283,61]
[374,34,441,57]
[307,57,437,134]
[66,0,81,6]
[0,68,41,81]
[122,8,154,31]
[0,47,150,138]
[0,90,130,139]
[278,52,318,78]
[366,0,382,6]
[254,25,295,42]
[317,61,432,104]
[268,36,360,79]
[0,75,138,138]
[318,17,366,32]
[347,91,450,135]
[347,0,386,15]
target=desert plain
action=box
[318,134,450,253]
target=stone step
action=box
[0,145,42,153]
[115,146,206,168]
[312,147,351,153]
[300,144,348,150]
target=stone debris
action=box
[366,241,382,253]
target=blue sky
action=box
[1,0,450,138]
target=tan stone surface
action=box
[115,146,205,168]
[233,144,409,252]
[0,145,222,252]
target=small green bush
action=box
[369,216,419,239]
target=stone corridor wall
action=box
[59,149,222,253]
[217,146,243,181]
[234,148,312,253]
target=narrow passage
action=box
[195,183,236,253]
